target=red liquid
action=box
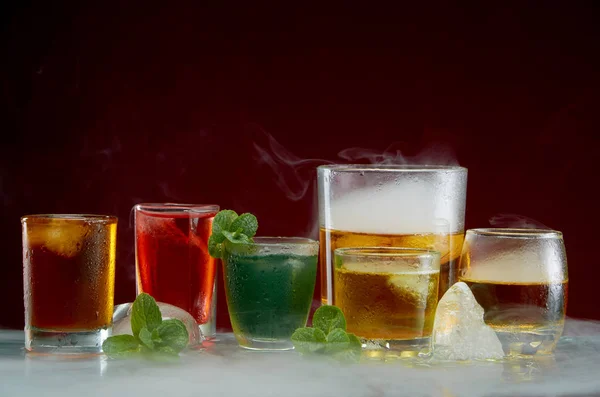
[135,210,217,324]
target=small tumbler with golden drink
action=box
[334,247,440,353]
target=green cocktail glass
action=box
[222,237,319,351]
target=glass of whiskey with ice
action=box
[458,228,568,356]
[333,247,441,356]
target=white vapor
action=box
[338,141,459,165]
[250,125,332,202]
[2,321,600,397]
[489,213,551,229]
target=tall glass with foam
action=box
[317,165,467,305]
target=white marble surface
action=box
[2,319,600,397]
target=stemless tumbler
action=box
[318,165,467,304]
[134,203,219,338]
[458,228,568,356]
[334,247,440,354]
[222,237,319,351]
[22,214,117,354]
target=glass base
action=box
[199,322,216,340]
[25,327,110,355]
[198,278,218,340]
[236,335,294,351]
[360,337,432,359]
[497,331,561,357]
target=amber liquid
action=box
[334,267,439,340]
[136,211,217,324]
[23,219,116,331]
[319,228,464,304]
[460,278,568,355]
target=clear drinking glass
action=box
[334,247,441,354]
[318,165,467,305]
[458,228,568,356]
[222,237,319,351]
[134,203,219,339]
[22,214,117,354]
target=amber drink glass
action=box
[22,214,117,354]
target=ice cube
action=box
[286,257,307,270]
[27,222,89,258]
[388,271,437,308]
[431,282,504,361]
[329,175,465,235]
[111,302,202,348]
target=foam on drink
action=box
[324,177,465,234]
[462,250,567,284]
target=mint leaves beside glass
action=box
[291,305,362,362]
[208,210,258,259]
[102,293,189,359]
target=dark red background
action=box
[1,2,599,329]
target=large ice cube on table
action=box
[112,302,202,348]
[432,282,504,361]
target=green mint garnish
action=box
[138,327,154,349]
[291,305,362,362]
[154,319,190,352]
[102,293,189,360]
[289,327,327,354]
[208,210,258,259]
[101,334,141,357]
[313,305,347,335]
[131,293,162,338]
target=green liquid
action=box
[223,252,317,343]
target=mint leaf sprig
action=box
[102,293,189,360]
[208,210,258,259]
[291,305,362,363]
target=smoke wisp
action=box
[249,125,333,202]
[338,141,459,166]
[252,130,460,205]
[489,214,551,229]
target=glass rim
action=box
[317,164,467,172]
[134,203,220,214]
[334,247,441,259]
[21,214,117,223]
[224,236,319,257]
[233,236,319,248]
[466,228,562,239]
